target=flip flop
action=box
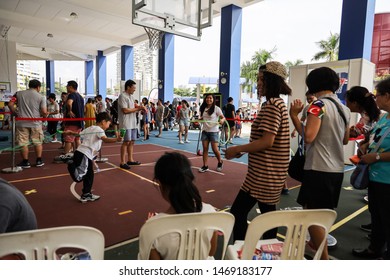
[127,161,141,165]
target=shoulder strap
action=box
[322,97,347,127]
[373,125,390,153]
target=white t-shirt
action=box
[148,203,216,260]
[118,92,137,129]
[77,126,105,160]
[201,106,223,133]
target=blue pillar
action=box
[121,45,134,81]
[339,0,376,60]
[45,60,55,97]
[96,50,107,98]
[85,60,94,95]
[218,5,242,109]
[158,33,174,103]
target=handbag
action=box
[350,162,369,190]
[350,125,390,189]
[288,125,305,182]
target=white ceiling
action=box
[0,0,262,61]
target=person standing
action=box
[178,100,191,144]
[47,93,60,142]
[155,99,164,138]
[118,79,145,170]
[84,98,96,128]
[63,80,84,157]
[352,77,390,260]
[198,94,225,173]
[223,97,236,144]
[8,79,47,168]
[225,61,291,242]
[290,67,350,260]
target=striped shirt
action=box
[241,98,290,204]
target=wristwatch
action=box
[376,153,381,161]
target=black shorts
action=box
[297,170,343,209]
[227,120,235,129]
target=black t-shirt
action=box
[66,92,85,128]
[224,103,235,119]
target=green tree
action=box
[312,32,340,62]
[240,47,276,92]
[174,86,192,97]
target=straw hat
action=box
[260,61,288,80]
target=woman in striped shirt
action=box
[225,61,291,241]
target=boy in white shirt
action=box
[66,112,122,202]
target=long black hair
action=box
[199,93,216,116]
[259,65,292,100]
[154,152,202,214]
[346,86,380,122]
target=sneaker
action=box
[120,163,131,170]
[36,159,45,167]
[185,140,190,143]
[80,193,100,203]
[17,161,31,169]
[199,165,209,173]
[363,195,369,203]
[179,140,184,144]
[216,161,223,172]
[59,153,73,162]
[360,223,372,232]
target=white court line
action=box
[70,181,81,200]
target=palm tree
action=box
[285,59,304,68]
[240,47,276,92]
[312,32,340,62]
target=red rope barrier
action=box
[15,117,96,121]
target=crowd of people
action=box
[2,64,390,260]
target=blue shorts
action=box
[201,131,219,143]
[124,129,138,141]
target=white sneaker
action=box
[185,140,190,143]
[179,141,184,144]
[80,193,100,203]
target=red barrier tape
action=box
[224,117,254,122]
[15,117,96,121]
[0,112,12,115]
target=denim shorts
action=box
[201,131,219,143]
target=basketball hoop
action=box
[144,27,165,51]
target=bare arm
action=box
[149,249,162,260]
[208,231,218,257]
[225,131,275,159]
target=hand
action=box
[289,99,304,117]
[291,130,297,138]
[224,147,242,160]
[116,135,123,142]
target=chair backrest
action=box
[138,212,234,260]
[0,226,105,260]
[241,209,337,260]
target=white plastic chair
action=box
[225,209,337,260]
[138,212,235,260]
[0,226,105,260]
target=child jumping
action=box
[66,112,122,203]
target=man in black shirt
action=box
[223,97,236,144]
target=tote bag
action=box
[350,162,369,190]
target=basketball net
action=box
[144,27,165,51]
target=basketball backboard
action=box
[132,0,213,41]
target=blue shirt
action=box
[368,113,390,184]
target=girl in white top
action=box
[146,152,217,260]
[198,94,225,173]
[177,100,190,144]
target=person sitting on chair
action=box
[145,152,218,260]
